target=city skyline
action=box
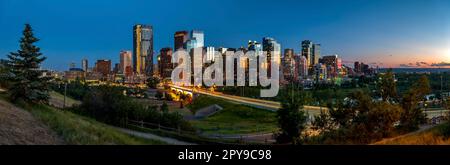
[0,0,449,71]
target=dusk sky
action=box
[1,0,449,71]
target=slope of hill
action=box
[0,99,64,145]
[374,124,450,145]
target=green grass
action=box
[49,91,81,108]
[188,95,278,135]
[27,104,166,145]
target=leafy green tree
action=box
[147,76,160,89]
[5,24,50,103]
[378,69,397,102]
[399,75,430,131]
[276,84,308,144]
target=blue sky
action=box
[1,0,449,70]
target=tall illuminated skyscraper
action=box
[133,24,153,76]
[262,37,281,78]
[301,40,320,69]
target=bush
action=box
[441,122,450,139]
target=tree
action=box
[0,59,10,88]
[399,75,430,131]
[276,84,308,144]
[445,97,450,110]
[147,76,160,89]
[312,90,401,144]
[5,24,50,104]
[155,90,163,100]
[378,69,397,102]
[179,93,187,108]
[160,102,169,113]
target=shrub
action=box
[441,122,450,139]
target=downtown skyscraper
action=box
[191,30,204,48]
[133,24,153,76]
[119,50,132,75]
[185,30,204,53]
[81,58,88,72]
[158,47,173,79]
[301,40,320,69]
[262,37,281,78]
[174,31,189,50]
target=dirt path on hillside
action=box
[113,127,196,145]
[0,99,64,145]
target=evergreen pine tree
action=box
[6,24,50,103]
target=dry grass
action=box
[375,124,450,145]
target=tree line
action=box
[276,70,448,144]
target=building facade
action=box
[191,30,204,48]
[94,59,111,79]
[159,47,173,79]
[282,48,295,81]
[82,58,88,72]
[119,50,132,74]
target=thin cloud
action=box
[400,64,414,68]
[431,62,450,67]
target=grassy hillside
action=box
[48,91,81,108]
[188,95,278,135]
[375,124,450,145]
[28,104,166,145]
